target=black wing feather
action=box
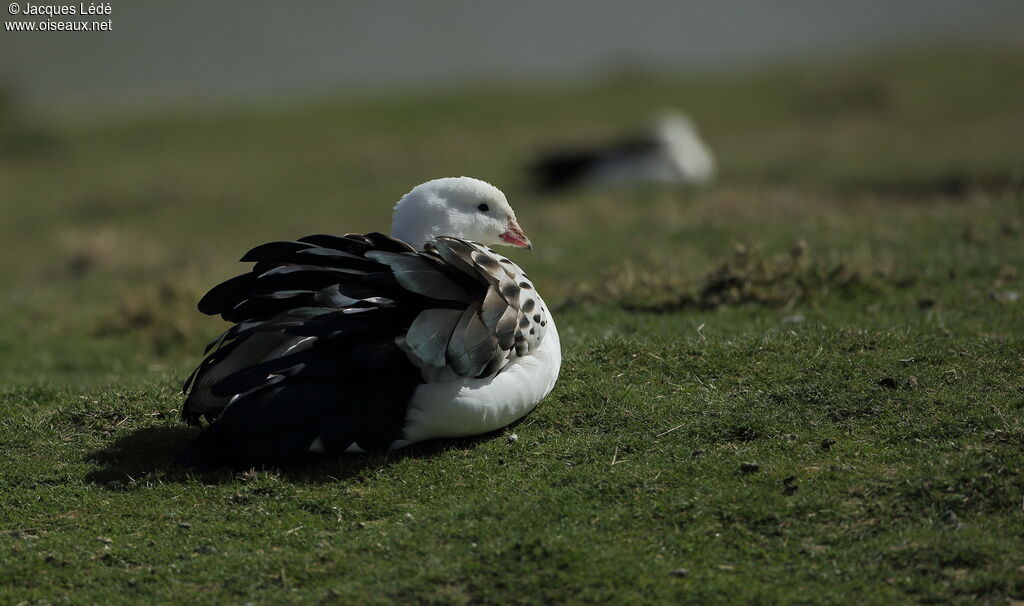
[197,273,258,315]
[240,240,316,263]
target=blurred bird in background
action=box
[528,111,715,192]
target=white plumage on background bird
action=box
[179,177,560,468]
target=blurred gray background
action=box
[2,0,1022,115]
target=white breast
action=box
[394,303,561,447]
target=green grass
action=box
[1,47,1023,604]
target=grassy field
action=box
[1,47,1023,604]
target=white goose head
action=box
[390,177,531,251]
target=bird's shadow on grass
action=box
[83,425,499,488]
[84,426,199,486]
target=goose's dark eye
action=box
[477,203,489,212]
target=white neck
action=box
[391,197,450,250]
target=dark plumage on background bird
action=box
[528,112,715,192]
[179,177,561,469]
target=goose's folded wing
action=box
[179,233,551,467]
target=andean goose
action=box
[178,177,560,468]
[529,112,715,191]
